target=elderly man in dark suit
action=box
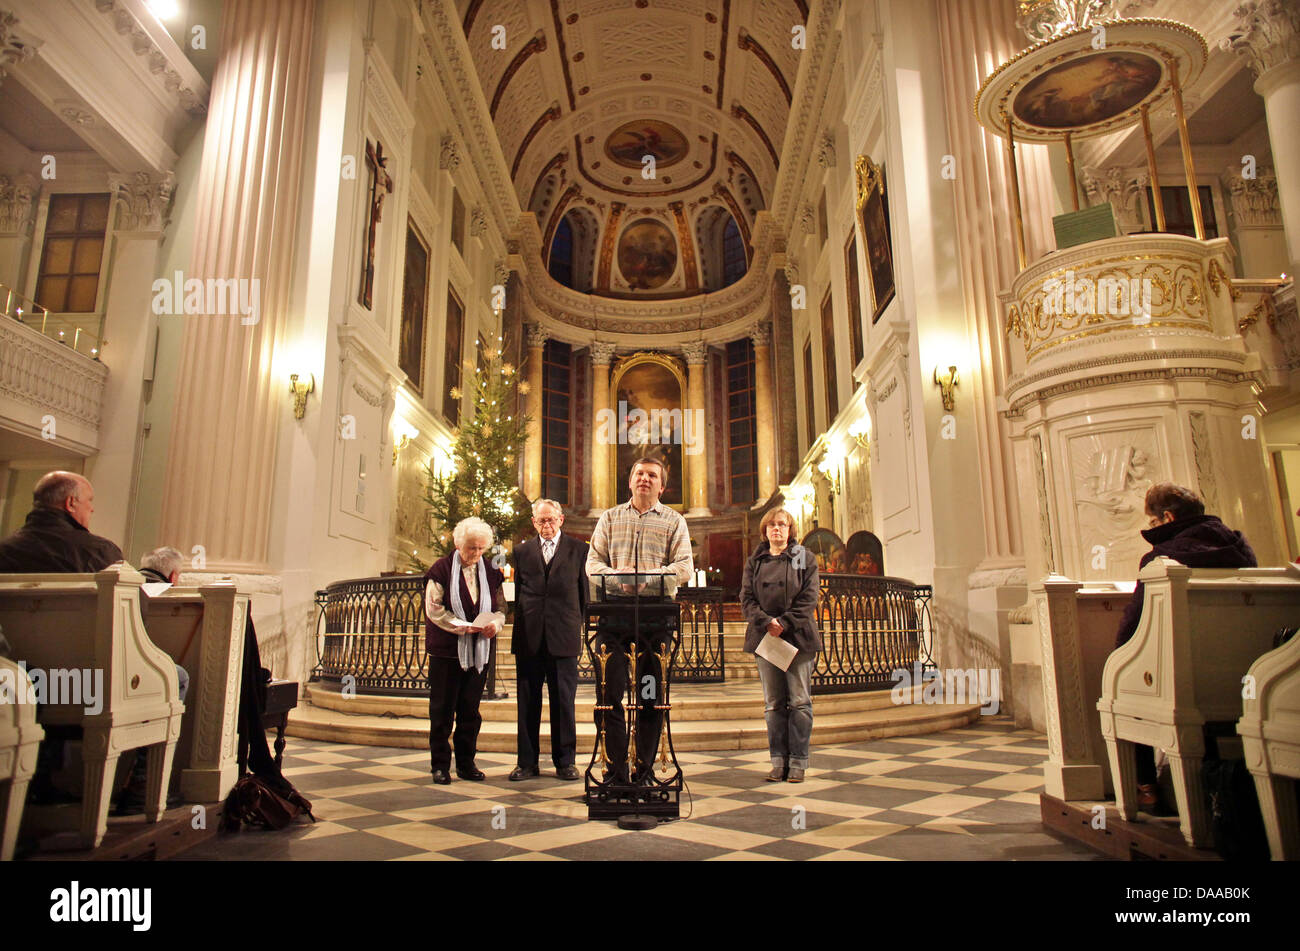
[509,499,589,781]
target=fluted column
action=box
[1224,0,1300,274]
[749,325,777,504]
[157,0,314,571]
[523,324,546,500]
[588,341,616,515]
[682,341,711,516]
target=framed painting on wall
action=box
[855,155,896,324]
[399,220,429,394]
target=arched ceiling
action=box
[456,0,807,299]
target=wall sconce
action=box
[933,365,959,411]
[289,373,314,419]
[848,417,870,449]
[816,448,843,495]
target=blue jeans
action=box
[755,651,814,769]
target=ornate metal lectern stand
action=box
[584,573,683,823]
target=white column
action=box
[1224,0,1300,275]
[682,341,712,516]
[588,341,616,515]
[748,325,776,504]
[157,0,316,571]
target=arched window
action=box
[549,215,573,287]
[722,216,747,288]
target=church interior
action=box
[1,0,1299,874]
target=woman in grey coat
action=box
[740,507,821,782]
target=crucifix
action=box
[358,139,394,309]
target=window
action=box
[844,231,864,376]
[549,215,573,287]
[820,290,839,424]
[803,340,816,452]
[450,189,466,256]
[721,216,747,287]
[726,338,758,505]
[541,340,573,505]
[442,288,464,424]
[1145,185,1218,239]
[36,193,110,313]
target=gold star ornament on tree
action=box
[518,381,531,395]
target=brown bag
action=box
[223,774,316,831]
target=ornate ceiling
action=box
[456,0,808,299]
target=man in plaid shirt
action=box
[586,457,694,783]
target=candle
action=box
[694,569,706,588]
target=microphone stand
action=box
[618,522,657,831]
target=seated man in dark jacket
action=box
[0,471,123,572]
[1114,482,1257,813]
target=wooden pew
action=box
[1237,629,1300,859]
[0,567,183,848]
[1098,558,1300,848]
[1033,576,1133,801]
[138,583,249,803]
[0,655,44,860]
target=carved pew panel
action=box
[1238,630,1300,860]
[0,568,183,848]
[0,655,44,860]
[1098,559,1300,848]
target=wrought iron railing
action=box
[318,575,430,695]
[811,574,935,695]
[576,585,726,685]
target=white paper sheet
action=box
[755,632,799,672]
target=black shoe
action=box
[457,765,486,782]
[431,768,452,785]
[555,764,580,781]
[509,765,540,781]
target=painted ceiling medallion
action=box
[604,119,688,169]
[618,218,677,290]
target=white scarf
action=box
[450,550,491,672]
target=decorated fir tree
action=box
[410,337,533,571]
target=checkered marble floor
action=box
[178,717,1105,861]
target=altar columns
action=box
[1225,2,1300,275]
[524,324,546,500]
[682,342,711,516]
[589,341,616,514]
[750,324,777,504]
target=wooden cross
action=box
[358,139,394,309]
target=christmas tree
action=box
[410,336,533,571]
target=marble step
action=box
[305,681,928,722]
[287,691,982,753]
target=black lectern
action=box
[584,572,683,824]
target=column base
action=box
[686,507,713,517]
[181,762,240,805]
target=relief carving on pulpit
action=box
[1071,431,1156,580]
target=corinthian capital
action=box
[1222,165,1281,227]
[589,341,617,365]
[109,170,176,232]
[526,323,548,349]
[749,322,771,348]
[0,173,37,235]
[681,341,707,366]
[1221,0,1300,79]
[440,135,461,171]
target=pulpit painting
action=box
[846,531,884,576]
[614,360,684,506]
[617,219,678,290]
[1013,52,1162,130]
[605,120,688,169]
[399,222,429,393]
[856,158,895,324]
[802,528,846,573]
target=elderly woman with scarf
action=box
[424,517,506,784]
[741,507,821,782]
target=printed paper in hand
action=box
[755,632,799,672]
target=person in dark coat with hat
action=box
[1113,482,1257,813]
[741,506,821,783]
